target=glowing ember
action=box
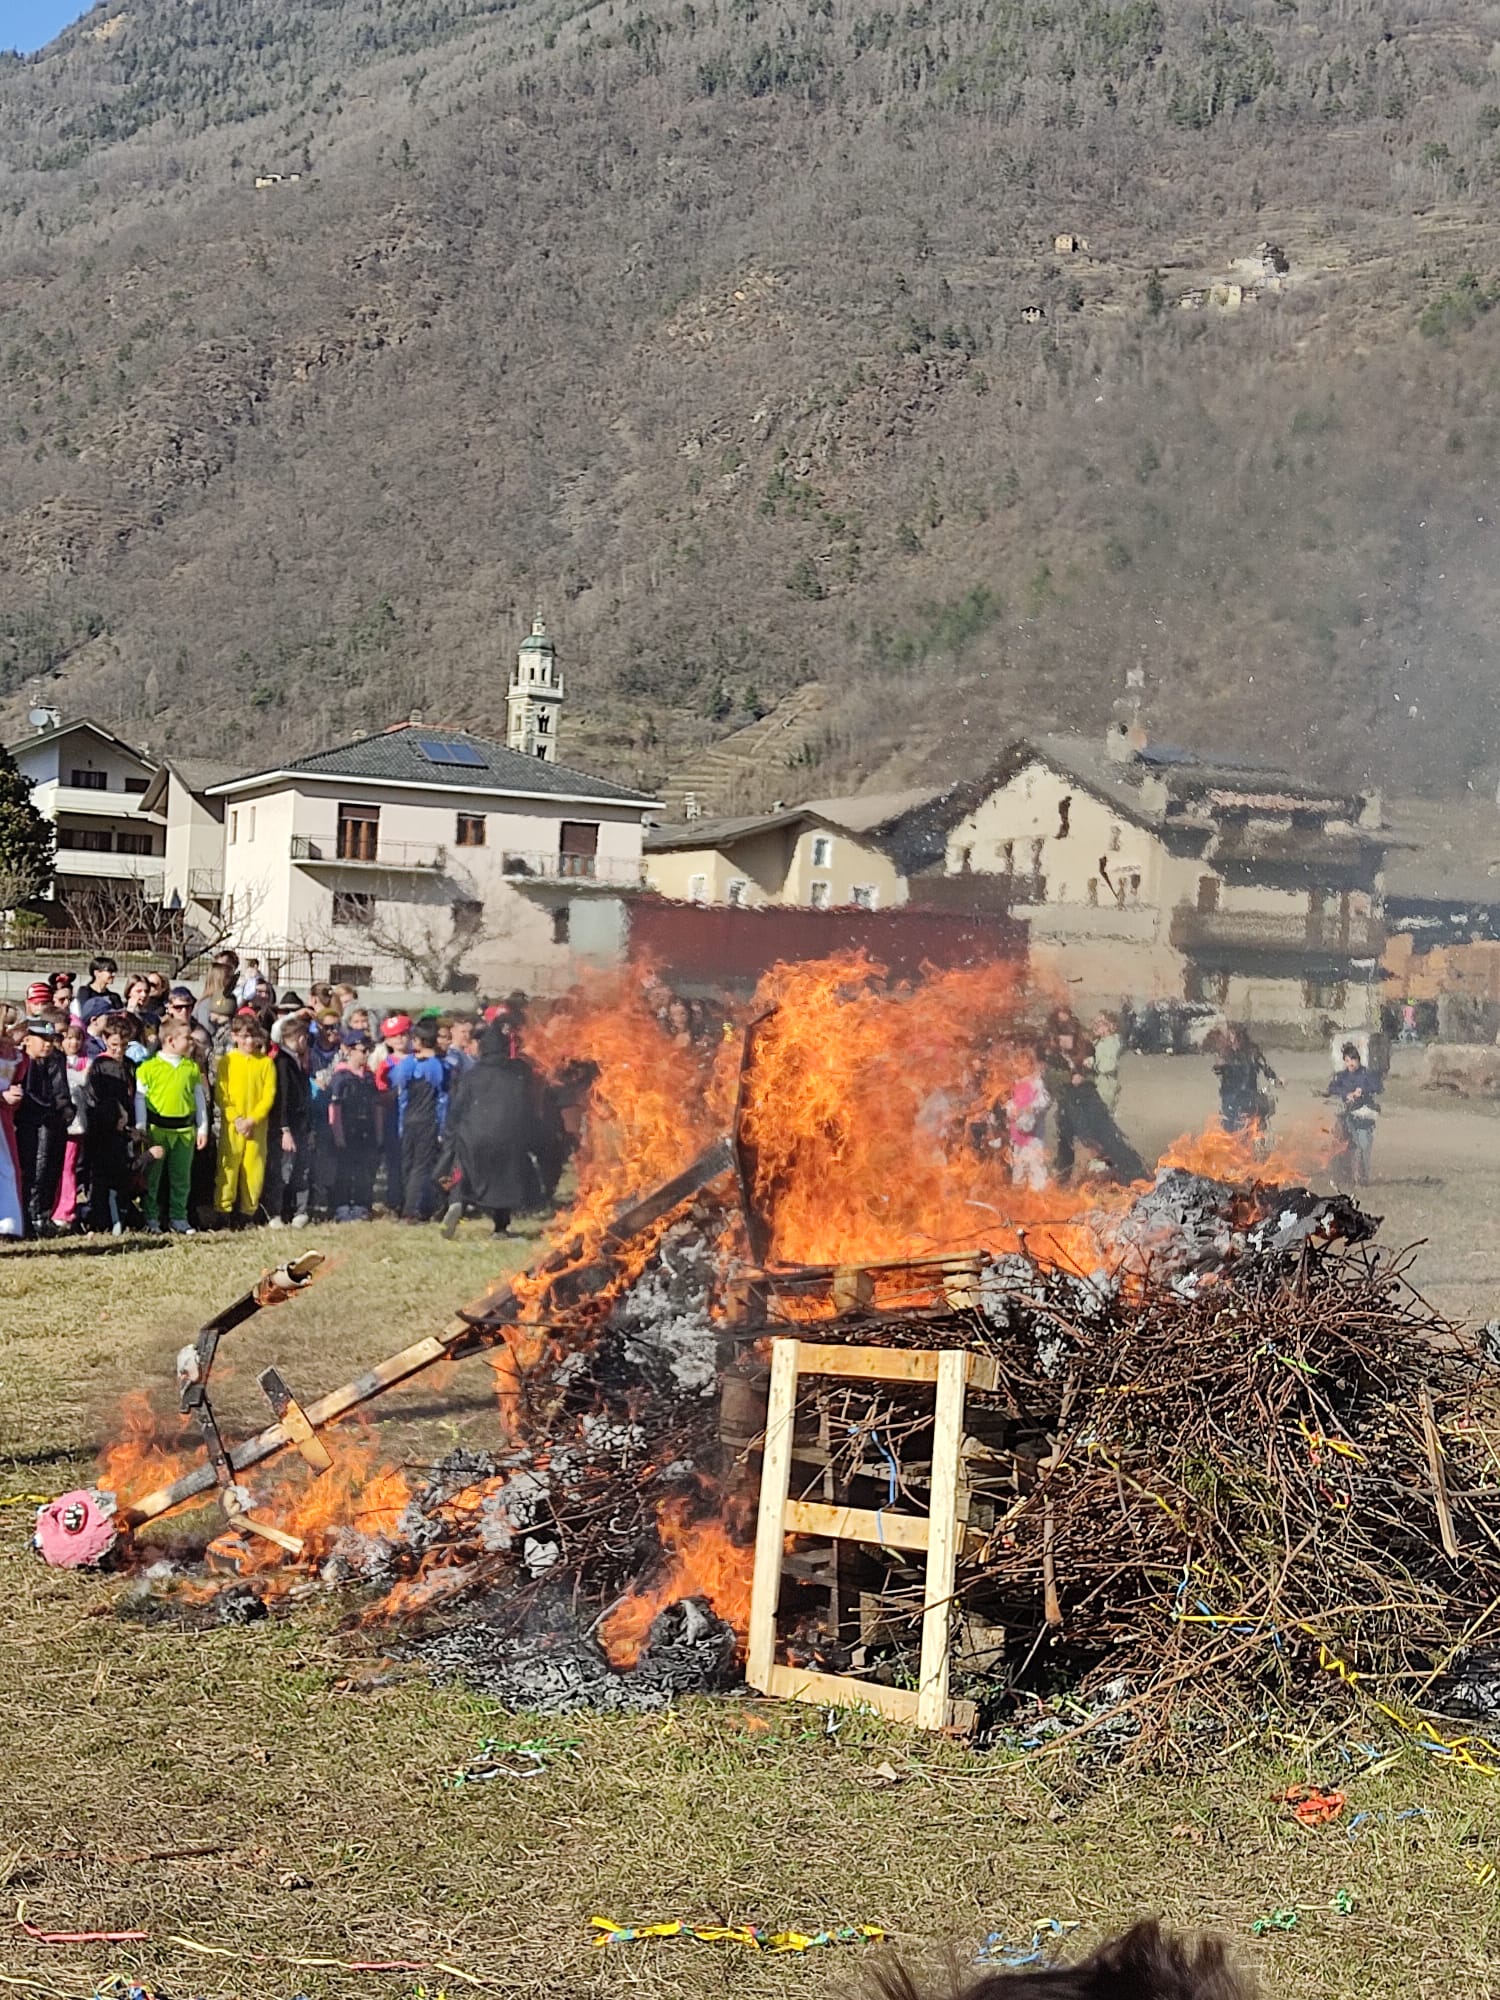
[598,1494,754,1668]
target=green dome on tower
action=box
[520,615,554,653]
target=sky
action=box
[7,0,90,54]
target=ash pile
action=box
[735,1168,1500,1736]
[327,1213,751,1709]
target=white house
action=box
[7,715,164,905]
[137,759,233,924]
[209,722,660,992]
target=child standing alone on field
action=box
[134,1019,209,1235]
[213,1016,277,1223]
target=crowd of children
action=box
[0,951,551,1241]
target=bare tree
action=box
[363,895,513,993]
[55,877,267,975]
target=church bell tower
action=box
[507,615,564,762]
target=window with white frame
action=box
[851,884,878,909]
[688,873,708,903]
[810,880,832,909]
[810,833,834,867]
[727,878,749,906]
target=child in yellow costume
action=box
[213,1016,278,1218]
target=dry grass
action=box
[3,1225,1499,1997]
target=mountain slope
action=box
[2,0,1499,802]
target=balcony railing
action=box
[49,786,153,817]
[1170,905,1385,959]
[53,850,165,885]
[290,836,446,870]
[500,849,646,886]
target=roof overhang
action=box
[207,769,663,813]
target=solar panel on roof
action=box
[416,737,487,766]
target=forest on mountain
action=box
[2,0,1500,806]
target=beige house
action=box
[210,723,658,992]
[643,790,942,909]
[938,728,1389,1028]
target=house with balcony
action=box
[932,725,1391,1031]
[209,723,659,992]
[642,789,946,910]
[7,716,164,910]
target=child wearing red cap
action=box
[374,1014,411,1212]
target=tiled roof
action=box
[211,724,657,806]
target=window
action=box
[551,906,571,946]
[956,844,973,873]
[1057,796,1072,839]
[451,897,483,934]
[58,827,112,852]
[727,878,749,906]
[123,776,149,794]
[1001,839,1015,872]
[1029,838,1045,870]
[456,813,486,848]
[536,711,551,733]
[247,804,256,842]
[688,873,708,903]
[332,890,375,928]
[810,880,832,909]
[559,821,599,878]
[1302,977,1347,1012]
[811,834,834,867]
[851,884,878,909]
[229,810,238,845]
[1124,871,1141,902]
[1197,876,1221,914]
[1108,825,1122,853]
[117,830,155,856]
[337,803,379,861]
[69,769,107,790]
[329,962,374,985]
[1086,877,1099,906]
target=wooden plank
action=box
[763,1663,976,1733]
[783,1499,931,1552]
[762,1662,921,1722]
[120,1332,456,1526]
[916,1348,968,1731]
[1420,1383,1461,1561]
[793,1343,998,1392]
[746,1338,801,1694]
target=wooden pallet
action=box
[745,1338,998,1734]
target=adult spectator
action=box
[439,1021,542,1237]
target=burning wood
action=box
[41,955,1500,1740]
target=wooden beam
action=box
[746,1338,800,1694]
[761,1662,976,1734]
[916,1348,968,1731]
[791,1343,997,1392]
[783,1499,931,1553]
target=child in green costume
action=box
[134,1019,209,1235]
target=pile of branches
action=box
[811,1216,1500,1713]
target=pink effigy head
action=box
[34,1489,119,1568]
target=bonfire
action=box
[35,953,1500,1745]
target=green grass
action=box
[3,1227,1500,1997]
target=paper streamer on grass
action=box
[591,1916,885,1952]
[12,1903,485,1987]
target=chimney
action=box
[1106,669,1148,763]
[1357,788,1383,830]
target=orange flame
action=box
[597,1494,754,1667]
[99,1392,197,1509]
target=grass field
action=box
[4,1219,1500,1999]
